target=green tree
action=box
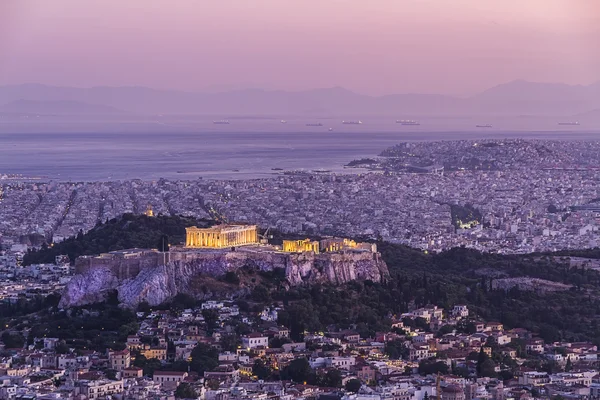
[1,332,25,349]
[479,359,497,378]
[321,369,342,388]
[206,379,220,390]
[133,354,148,368]
[282,358,313,383]
[418,359,449,375]
[565,358,573,372]
[143,358,162,377]
[202,309,219,335]
[345,379,362,393]
[252,359,271,380]
[476,347,488,377]
[105,369,118,380]
[157,234,170,252]
[190,343,218,375]
[55,341,70,354]
[220,334,240,352]
[175,383,198,399]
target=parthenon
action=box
[185,225,258,248]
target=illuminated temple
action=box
[185,225,258,248]
[282,239,320,254]
[282,237,377,253]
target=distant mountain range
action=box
[0,99,125,115]
[0,81,598,117]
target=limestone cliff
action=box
[59,249,388,308]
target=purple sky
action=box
[1,0,599,96]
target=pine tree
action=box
[565,357,573,372]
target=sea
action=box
[0,116,598,181]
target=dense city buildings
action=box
[2,139,600,399]
[3,140,600,258]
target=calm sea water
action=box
[0,119,598,181]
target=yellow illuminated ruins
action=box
[282,237,377,253]
[145,205,154,217]
[282,239,320,254]
[185,225,258,248]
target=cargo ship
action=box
[476,124,493,128]
[306,123,323,127]
[342,120,362,125]
[396,120,420,126]
[213,120,230,125]
[558,121,580,126]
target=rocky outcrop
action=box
[60,249,388,308]
[60,266,121,307]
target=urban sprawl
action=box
[1,139,600,399]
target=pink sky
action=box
[0,0,599,96]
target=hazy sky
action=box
[0,0,599,96]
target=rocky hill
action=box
[60,248,389,308]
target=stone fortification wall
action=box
[61,248,388,308]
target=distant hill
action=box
[0,99,126,115]
[0,81,598,116]
[22,214,214,266]
[470,80,600,115]
[576,108,600,120]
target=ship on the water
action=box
[213,120,230,125]
[342,120,362,125]
[306,123,324,127]
[476,124,493,128]
[396,120,420,126]
[280,120,287,124]
[558,121,580,126]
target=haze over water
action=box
[1,122,597,181]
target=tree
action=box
[476,347,488,377]
[436,325,455,337]
[252,359,271,380]
[206,379,220,390]
[321,369,342,388]
[175,383,198,399]
[190,343,218,375]
[385,339,408,360]
[105,369,118,380]
[143,358,162,377]
[220,334,240,352]
[202,309,219,335]
[133,354,147,368]
[479,359,497,378]
[282,358,313,383]
[157,234,170,252]
[418,359,449,375]
[224,271,240,285]
[565,357,573,372]
[1,332,25,349]
[345,379,362,393]
[251,285,271,303]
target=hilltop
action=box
[22,214,214,266]
[22,214,600,343]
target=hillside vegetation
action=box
[23,214,214,265]
[19,215,600,346]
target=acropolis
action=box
[282,237,377,253]
[185,225,258,248]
